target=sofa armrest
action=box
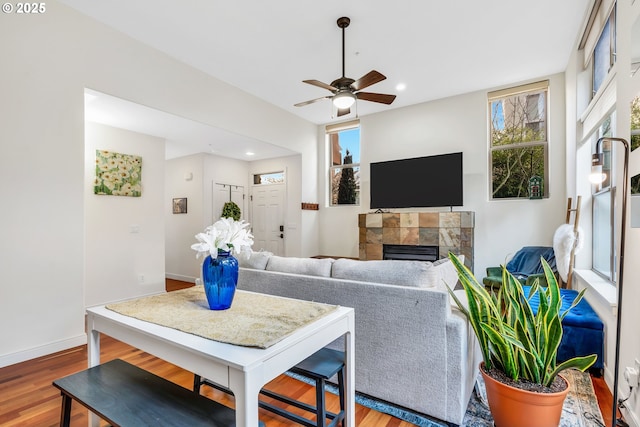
[485,266,502,277]
[524,272,560,288]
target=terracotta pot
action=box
[480,363,569,427]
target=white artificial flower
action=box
[191,218,254,259]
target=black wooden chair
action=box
[194,347,345,427]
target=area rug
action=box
[288,368,605,426]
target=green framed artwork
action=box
[94,150,142,197]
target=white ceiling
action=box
[66,0,592,159]
[84,89,296,161]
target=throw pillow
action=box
[430,255,465,292]
[238,250,273,270]
[265,256,334,277]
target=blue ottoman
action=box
[524,286,604,370]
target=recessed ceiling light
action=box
[246,151,255,156]
[396,83,407,91]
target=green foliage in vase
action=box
[447,253,597,387]
[221,201,241,221]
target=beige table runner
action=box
[106,288,338,349]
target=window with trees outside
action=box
[327,121,360,206]
[488,81,549,199]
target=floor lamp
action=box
[590,137,629,427]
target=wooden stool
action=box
[195,347,345,427]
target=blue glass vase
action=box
[202,250,238,310]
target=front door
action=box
[251,183,285,255]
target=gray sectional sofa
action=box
[237,252,481,426]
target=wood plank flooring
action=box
[0,279,615,427]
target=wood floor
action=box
[0,279,615,427]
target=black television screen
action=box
[370,152,463,209]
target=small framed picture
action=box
[172,198,187,214]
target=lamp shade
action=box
[333,91,356,109]
[589,153,606,184]
[589,165,606,184]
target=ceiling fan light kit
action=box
[333,91,356,109]
[295,16,396,117]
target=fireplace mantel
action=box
[358,211,474,270]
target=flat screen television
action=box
[370,152,463,209]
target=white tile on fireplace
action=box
[365,213,383,228]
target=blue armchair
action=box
[482,246,557,289]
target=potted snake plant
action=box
[447,253,597,427]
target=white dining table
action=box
[86,293,355,427]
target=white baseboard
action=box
[606,366,640,427]
[0,334,87,368]
[165,273,197,283]
[621,399,640,427]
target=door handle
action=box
[280,233,284,239]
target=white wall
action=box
[84,123,165,306]
[318,73,568,275]
[0,0,317,367]
[165,155,205,282]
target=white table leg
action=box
[345,326,355,427]
[229,370,260,427]
[87,317,100,427]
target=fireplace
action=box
[359,211,474,270]
[383,244,438,262]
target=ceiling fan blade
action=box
[337,108,350,117]
[357,92,396,105]
[294,96,331,107]
[303,79,337,92]
[351,70,386,91]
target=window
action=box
[253,172,284,185]
[327,121,360,206]
[488,81,549,199]
[592,8,616,97]
[592,116,616,281]
[631,95,640,151]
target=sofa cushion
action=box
[238,250,272,270]
[431,256,464,292]
[266,256,334,277]
[331,258,436,287]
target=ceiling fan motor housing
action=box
[331,77,356,91]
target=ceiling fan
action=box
[294,16,396,117]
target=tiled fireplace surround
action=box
[358,211,475,270]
